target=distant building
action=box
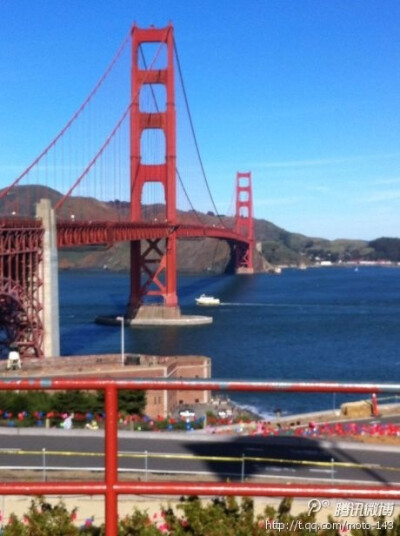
[0,354,211,418]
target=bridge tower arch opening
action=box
[128,24,179,317]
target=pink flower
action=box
[84,516,94,527]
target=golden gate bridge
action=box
[0,24,255,359]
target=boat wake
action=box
[220,302,279,307]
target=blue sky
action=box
[1,1,400,240]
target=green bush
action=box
[2,498,79,535]
[0,389,147,427]
[52,391,102,415]
[2,496,399,535]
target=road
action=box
[0,428,399,484]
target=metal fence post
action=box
[105,384,118,536]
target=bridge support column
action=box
[127,236,179,314]
[127,235,180,320]
[235,244,255,275]
[36,199,60,358]
[127,241,141,316]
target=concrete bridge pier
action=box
[128,304,212,326]
[36,199,60,358]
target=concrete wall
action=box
[167,356,212,412]
[36,199,60,358]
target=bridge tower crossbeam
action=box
[128,24,179,317]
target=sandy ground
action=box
[0,469,398,528]
[1,493,398,528]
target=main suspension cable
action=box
[55,29,169,211]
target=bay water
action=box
[60,266,400,418]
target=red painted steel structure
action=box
[55,221,250,248]
[0,378,399,536]
[235,171,254,271]
[0,219,44,358]
[129,24,178,313]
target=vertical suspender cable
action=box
[173,39,226,229]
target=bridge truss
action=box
[0,220,44,358]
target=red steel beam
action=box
[0,377,399,394]
[0,218,42,229]
[115,482,400,500]
[0,482,399,501]
[105,384,118,536]
[0,482,105,495]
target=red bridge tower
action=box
[128,24,179,317]
[235,171,254,273]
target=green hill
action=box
[2,185,397,271]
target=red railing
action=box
[0,378,399,536]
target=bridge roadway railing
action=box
[0,378,399,536]
[55,220,250,247]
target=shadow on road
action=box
[180,434,397,484]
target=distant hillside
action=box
[367,237,400,262]
[2,185,398,271]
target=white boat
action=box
[195,294,220,306]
